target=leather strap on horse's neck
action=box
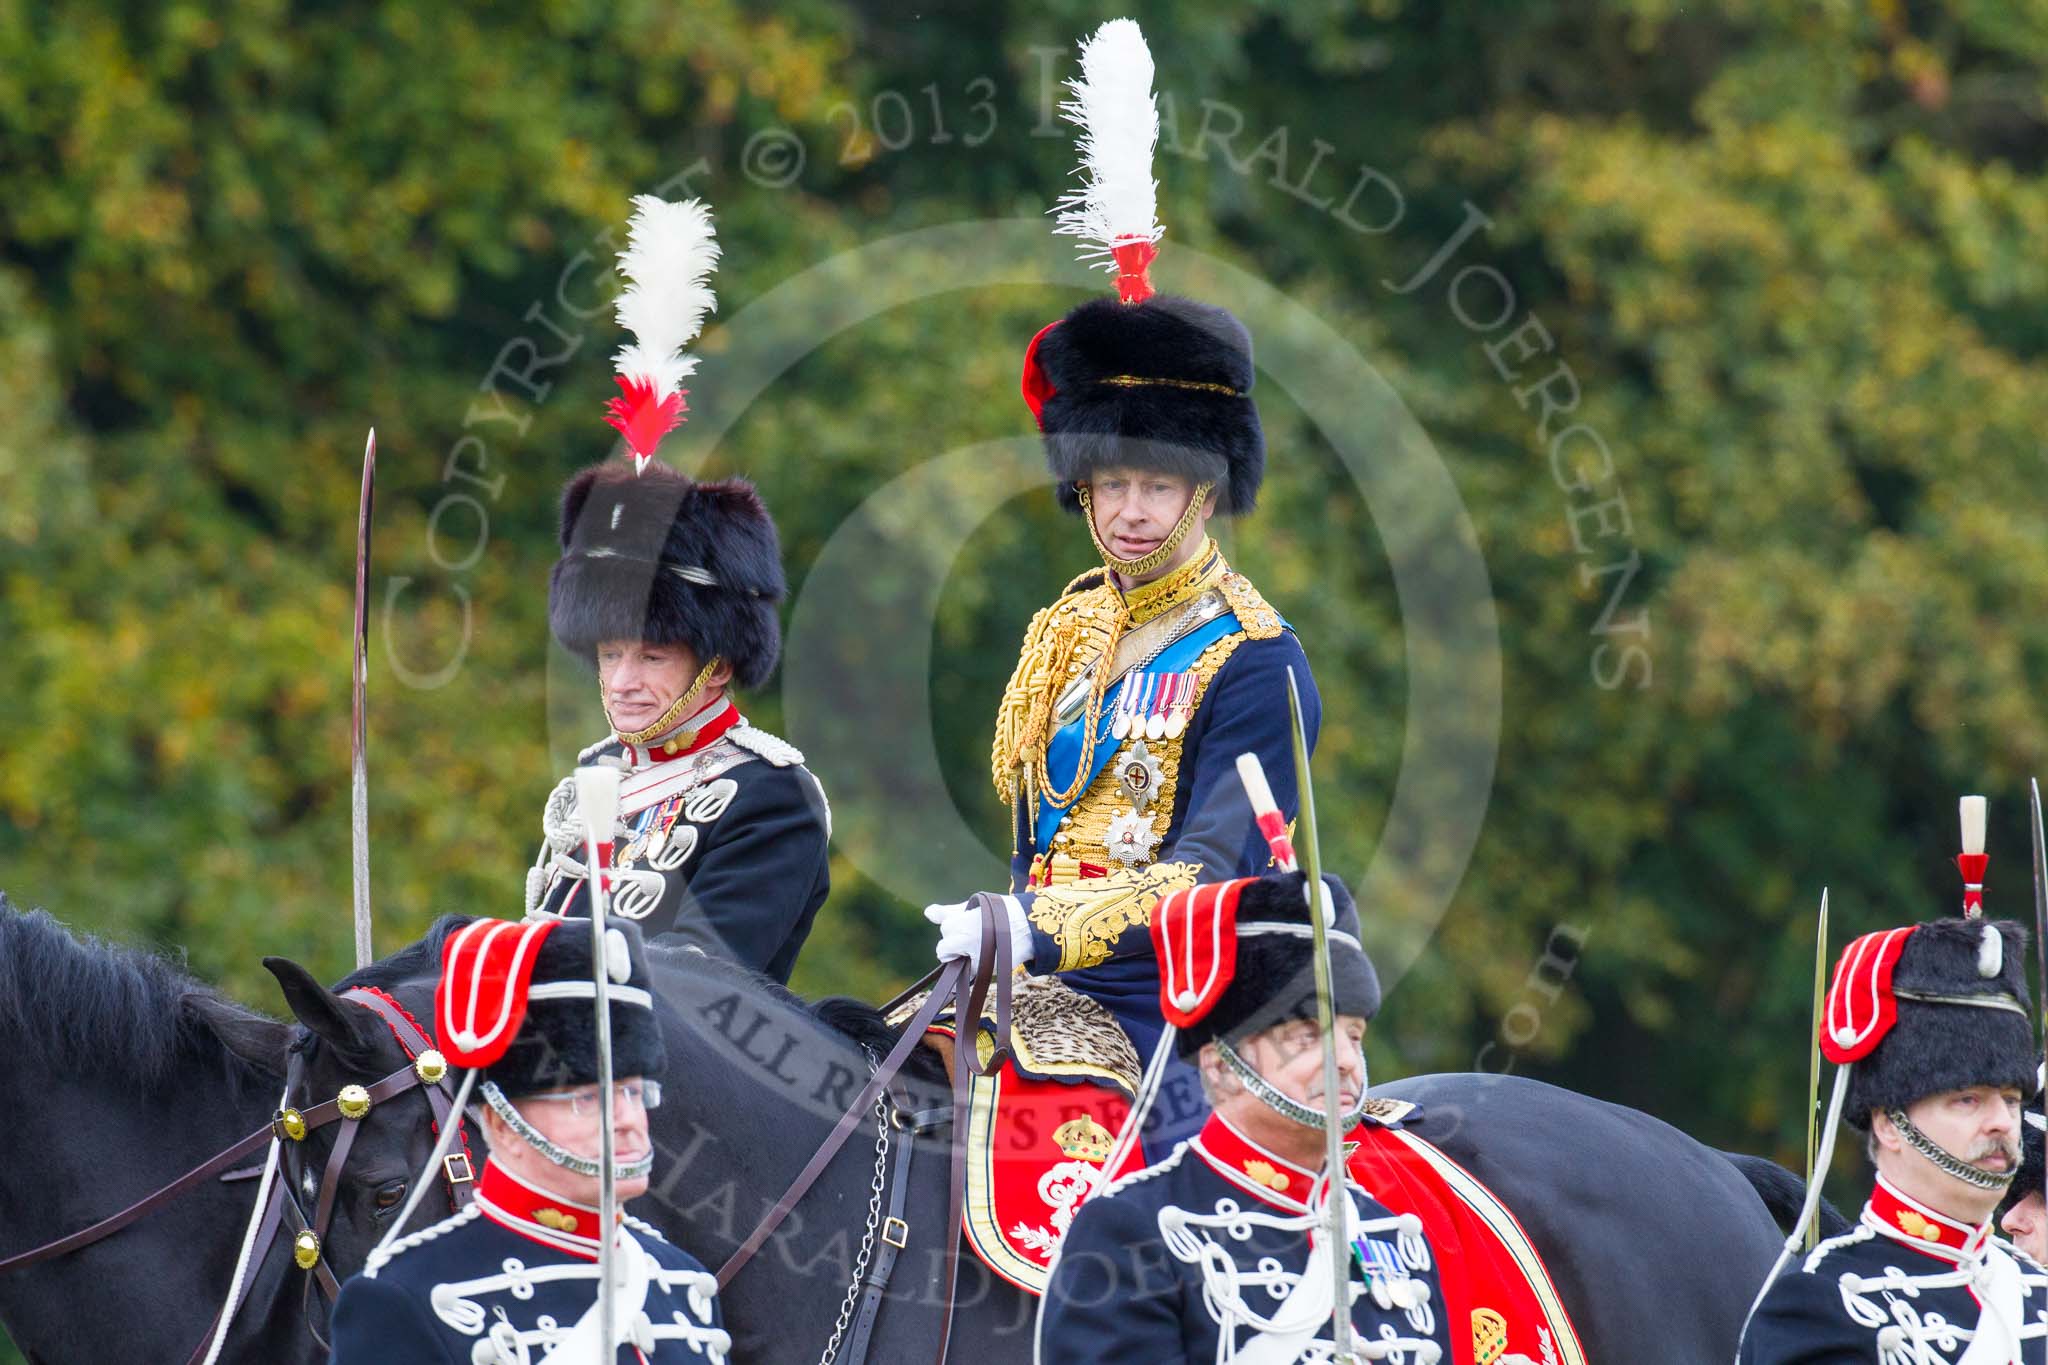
[841,1102,949,1365]
[0,1123,278,1275]
[715,893,1014,1365]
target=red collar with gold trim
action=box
[621,700,740,768]
[1188,1112,1328,1211]
[1863,1175,1993,1261]
[473,1161,606,1258]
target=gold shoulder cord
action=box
[990,595,1129,846]
[605,655,723,746]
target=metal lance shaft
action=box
[2029,781,2047,1145]
[575,764,624,1362]
[351,429,376,969]
[1284,668,1353,1364]
[1234,667,1353,1360]
[1803,888,1828,1252]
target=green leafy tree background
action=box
[4,1,2047,1354]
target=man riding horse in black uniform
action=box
[527,195,829,984]
[1741,908,2048,1362]
[1037,870,1455,1364]
[329,916,730,1363]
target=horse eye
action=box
[373,1180,408,1213]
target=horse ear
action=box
[183,992,293,1076]
[262,957,379,1060]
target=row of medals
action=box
[1109,672,1192,742]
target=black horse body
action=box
[0,903,1794,1363]
[280,921,1792,1364]
[0,901,312,1364]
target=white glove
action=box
[925,896,1034,971]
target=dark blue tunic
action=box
[993,554,1316,1148]
[330,1163,729,1365]
[532,710,829,984]
[1740,1178,2048,1364]
[1037,1114,1452,1365]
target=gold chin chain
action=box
[1077,480,1214,579]
[604,655,723,746]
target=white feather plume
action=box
[1960,794,1987,857]
[1052,18,1164,268]
[612,195,720,397]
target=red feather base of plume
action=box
[604,375,688,463]
[1112,239,1157,303]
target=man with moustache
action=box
[1035,871,1455,1364]
[1740,916,2048,1363]
[330,917,729,1363]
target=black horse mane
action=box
[0,893,277,1093]
[335,912,477,992]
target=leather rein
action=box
[714,892,1014,1365]
[0,985,475,1364]
[2,899,1013,1365]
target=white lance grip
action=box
[1235,751,1300,876]
[574,765,623,851]
[1960,794,1987,857]
[1235,752,1279,819]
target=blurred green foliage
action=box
[4,2,2048,1353]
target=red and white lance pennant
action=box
[1956,794,1988,918]
[1235,752,1298,874]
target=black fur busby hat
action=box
[2000,1109,2046,1222]
[1027,295,1263,517]
[1023,19,1263,519]
[1842,918,2037,1130]
[487,918,667,1098]
[549,459,786,690]
[1173,871,1381,1058]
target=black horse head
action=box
[259,915,480,1302]
[0,896,318,1362]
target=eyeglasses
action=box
[521,1079,664,1118]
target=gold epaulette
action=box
[1219,570,1283,639]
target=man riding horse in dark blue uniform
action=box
[911,18,1318,1294]
[1038,868,1584,1364]
[527,195,830,985]
[1740,889,2048,1362]
[329,916,730,1364]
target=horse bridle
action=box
[271,986,479,1348]
[0,983,476,1364]
[715,892,1016,1365]
[0,904,1007,1365]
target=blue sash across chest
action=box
[1033,611,1242,861]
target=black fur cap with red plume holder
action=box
[1021,19,1265,517]
[548,195,787,688]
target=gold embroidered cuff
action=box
[1025,860,1201,972]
